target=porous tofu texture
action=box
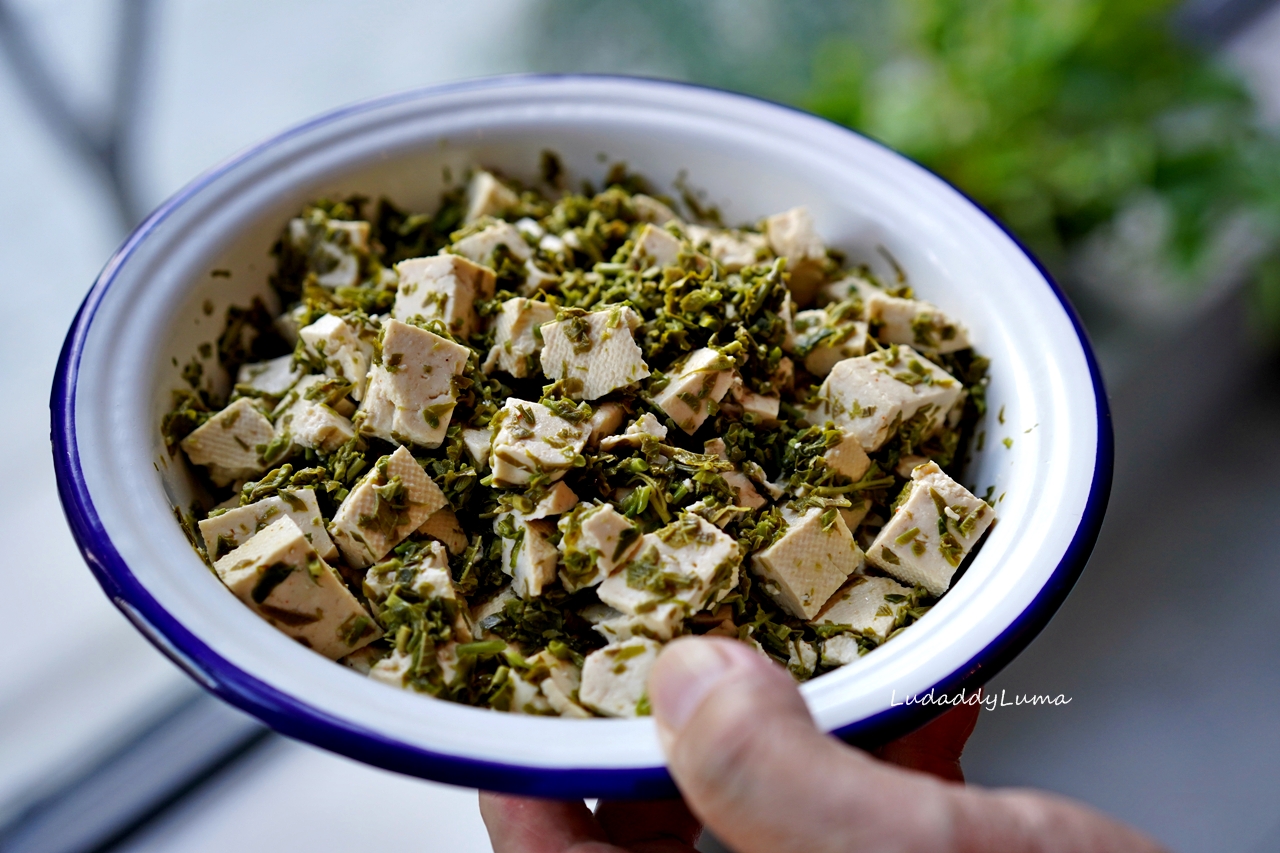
[653,347,736,434]
[356,319,469,448]
[451,220,532,264]
[200,487,336,561]
[214,517,380,659]
[865,291,971,354]
[393,254,495,338]
[299,313,375,401]
[363,540,456,603]
[599,412,667,451]
[417,506,468,555]
[329,445,447,569]
[866,461,996,596]
[235,355,302,399]
[540,307,650,401]
[633,224,683,266]
[810,345,963,452]
[752,507,864,620]
[496,511,559,599]
[275,374,356,454]
[490,399,590,487]
[180,398,275,486]
[464,171,520,223]
[586,402,626,446]
[526,481,579,520]
[686,224,769,271]
[812,575,913,643]
[823,432,871,482]
[483,297,557,379]
[558,502,642,592]
[461,427,492,469]
[597,514,740,638]
[788,308,868,377]
[579,638,662,718]
[287,215,369,289]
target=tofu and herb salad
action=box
[163,161,996,718]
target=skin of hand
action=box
[480,636,1169,853]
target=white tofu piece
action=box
[339,645,385,675]
[464,171,520,223]
[329,445,447,569]
[579,638,662,718]
[505,668,554,715]
[686,224,770,271]
[461,427,492,469]
[728,377,780,424]
[823,431,871,482]
[451,220,532,264]
[810,346,963,452]
[653,347,736,434]
[200,488,336,561]
[299,313,375,401]
[370,643,465,693]
[866,461,996,596]
[599,412,668,451]
[838,496,872,533]
[363,539,453,601]
[633,224,683,266]
[632,194,679,225]
[812,575,913,643]
[521,649,590,718]
[214,517,380,659]
[495,511,559,599]
[765,207,826,305]
[393,255,496,338]
[558,503,642,592]
[751,507,864,620]
[274,303,311,346]
[470,584,519,635]
[895,454,930,479]
[181,398,275,487]
[275,374,356,454]
[522,259,559,293]
[788,308,868,377]
[703,439,766,510]
[235,355,303,399]
[597,514,740,630]
[592,607,684,643]
[482,297,557,379]
[417,506,468,555]
[866,292,971,354]
[489,399,590,487]
[288,216,370,289]
[787,637,819,680]
[821,273,883,306]
[821,634,863,667]
[526,481,578,520]
[515,217,544,239]
[540,306,650,401]
[356,319,470,448]
[586,402,626,446]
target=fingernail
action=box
[650,639,733,733]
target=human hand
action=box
[481,636,1167,853]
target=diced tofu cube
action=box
[464,171,520,223]
[686,225,770,271]
[820,273,883,306]
[299,313,375,401]
[810,345,963,452]
[703,439,766,510]
[417,506,468,555]
[451,220,532,264]
[728,377,780,424]
[821,634,862,667]
[751,507,863,619]
[482,297,557,379]
[489,399,590,487]
[591,606,685,644]
[579,638,662,718]
[470,584,519,634]
[235,355,303,399]
[199,487,336,561]
[787,637,818,680]
[866,292,971,354]
[586,402,626,446]
[812,575,913,643]
[823,431,871,482]
[597,514,740,630]
[523,259,559,293]
[461,427,492,469]
[558,502,642,592]
[393,254,496,338]
[540,307,650,401]
[632,194,679,225]
[599,412,668,451]
[765,207,826,305]
[495,511,558,599]
[180,398,275,486]
[838,496,872,533]
[866,461,996,596]
[356,319,470,448]
[329,445,447,569]
[633,224,683,266]
[214,517,380,659]
[788,308,868,377]
[370,642,465,693]
[525,650,591,718]
[526,481,578,520]
[653,347,736,434]
[287,215,369,289]
[275,374,356,453]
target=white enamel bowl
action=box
[53,75,1111,798]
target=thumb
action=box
[648,636,955,853]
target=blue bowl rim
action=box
[50,72,1113,800]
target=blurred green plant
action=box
[527,0,1280,333]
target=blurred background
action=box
[5,1,1280,851]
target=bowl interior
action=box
[62,76,1104,796]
